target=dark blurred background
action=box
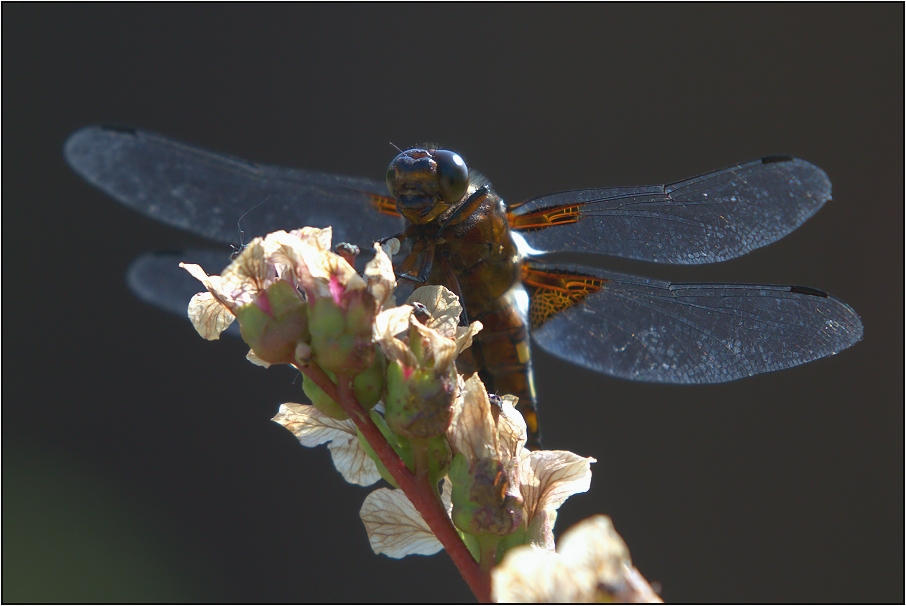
[3,5,902,602]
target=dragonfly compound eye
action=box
[433,149,469,203]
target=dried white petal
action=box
[447,374,497,462]
[518,450,595,523]
[186,291,235,340]
[492,545,583,602]
[265,227,368,298]
[179,262,219,291]
[246,349,271,368]
[292,226,333,251]
[493,516,638,603]
[219,238,271,301]
[374,305,413,341]
[496,396,527,462]
[407,286,462,338]
[359,488,442,558]
[272,403,380,486]
[557,515,630,592]
[440,476,453,517]
[410,317,458,371]
[374,305,418,368]
[180,249,268,321]
[454,320,482,354]
[364,243,397,307]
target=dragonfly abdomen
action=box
[456,284,541,448]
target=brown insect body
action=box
[386,148,542,444]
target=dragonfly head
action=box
[386,148,469,224]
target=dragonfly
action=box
[64,126,863,447]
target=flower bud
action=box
[449,453,523,538]
[385,360,458,439]
[235,280,309,365]
[352,348,386,410]
[302,351,386,420]
[309,293,376,376]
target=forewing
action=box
[509,157,831,264]
[524,262,863,384]
[65,126,403,247]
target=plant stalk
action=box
[297,362,490,602]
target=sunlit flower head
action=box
[447,375,594,546]
[375,286,482,439]
[492,515,661,603]
[182,227,397,372]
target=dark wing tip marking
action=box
[761,154,796,164]
[789,285,829,297]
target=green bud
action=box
[308,297,345,339]
[301,352,384,420]
[309,296,375,376]
[236,280,309,365]
[385,361,457,439]
[448,453,522,539]
[425,434,452,488]
[496,525,529,559]
[352,348,385,410]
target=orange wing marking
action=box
[522,266,608,329]
[369,194,401,218]
[508,204,582,231]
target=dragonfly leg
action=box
[440,185,490,228]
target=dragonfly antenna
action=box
[230,195,270,259]
[388,141,403,153]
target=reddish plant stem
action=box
[296,362,490,602]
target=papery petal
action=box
[375,305,413,341]
[440,476,454,517]
[302,238,364,291]
[219,238,271,303]
[491,545,584,602]
[492,516,642,603]
[518,450,595,523]
[496,395,527,463]
[411,318,458,371]
[180,262,219,292]
[454,321,482,355]
[273,403,380,486]
[291,226,334,252]
[359,488,443,558]
[265,230,330,297]
[263,230,309,282]
[267,227,367,298]
[447,374,497,462]
[364,243,397,307]
[407,286,462,338]
[557,515,631,593]
[186,291,235,340]
[246,349,271,368]
[374,306,418,368]
[618,564,664,603]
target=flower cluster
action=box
[182,227,660,602]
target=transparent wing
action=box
[127,249,241,336]
[526,262,863,384]
[65,126,404,247]
[509,156,831,264]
